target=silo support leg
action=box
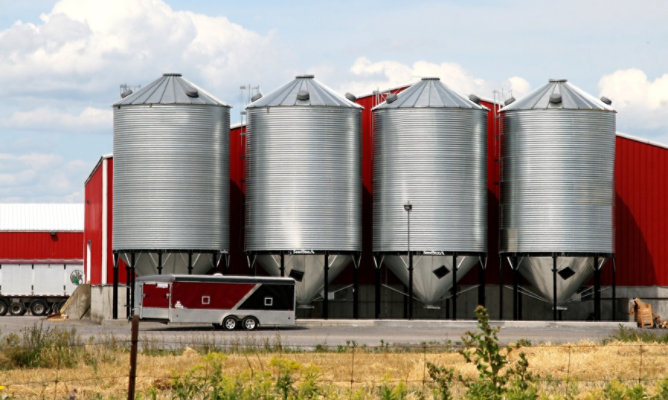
[612,257,617,320]
[452,254,457,320]
[552,255,558,321]
[112,252,119,320]
[594,256,601,321]
[125,263,131,319]
[513,257,519,321]
[477,258,485,307]
[130,253,136,314]
[374,256,382,319]
[280,252,285,277]
[323,253,329,320]
[353,255,360,319]
[499,255,504,320]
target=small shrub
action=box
[0,324,82,369]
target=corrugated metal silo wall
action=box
[225,94,668,289]
[605,136,668,286]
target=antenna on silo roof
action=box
[120,83,141,98]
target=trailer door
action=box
[140,281,171,320]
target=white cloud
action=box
[4,107,111,132]
[0,0,285,98]
[0,153,88,202]
[342,57,531,101]
[598,69,668,137]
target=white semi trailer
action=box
[0,263,83,316]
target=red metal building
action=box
[0,204,83,264]
[86,85,668,317]
[84,154,127,285]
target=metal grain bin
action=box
[500,79,616,305]
[245,75,362,305]
[113,73,230,276]
[372,77,488,306]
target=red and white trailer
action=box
[134,274,296,330]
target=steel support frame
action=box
[500,252,614,322]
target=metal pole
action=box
[112,252,119,320]
[452,254,457,320]
[280,251,285,277]
[594,256,601,321]
[477,257,485,307]
[353,257,359,319]
[408,252,413,320]
[499,255,504,320]
[323,252,329,320]
[157,251,163,275]
[128,314,139,400]
[552,255,558,321]
[375,258,381,319]
[406,203,413,320]
[188,251,193,275]
[513,256,519,321]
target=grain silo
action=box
[113,73,230,277]
[499,79,616,319]
[372,78,488,318]
[245,75,362,310]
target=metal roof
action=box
[113,73,230,107]
[373,77,487,110]
[0,204,84,232]
[247,75,362,109]
[500,79,615,112]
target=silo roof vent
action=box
[386,93,398,104]
[469,94,481,104]
[296,90,310,101]
[600,96,612,105]
[251,93,263,102]
[504,96,516,106]
[345,92,357,102]
[549,93,562,104]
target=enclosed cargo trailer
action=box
[134,274,295,330]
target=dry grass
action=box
[1,339,666,399]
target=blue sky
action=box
[1,0,667,202]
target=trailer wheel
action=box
[30,300,49,316]
[223,316,237,331]
[242,316,259,331]
[0,299,8,316]
[9,302,26,316]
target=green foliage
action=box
[605,325,668,344]
[0,324,82,369]
[427,306,537,400]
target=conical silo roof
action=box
[247,75,362,108]
[113,73,229,107]
[500,79,615,112]
[373,77,487,110]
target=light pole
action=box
[404,202,413,319]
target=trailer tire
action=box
[30,300,49,316]
[223,316,237,331]
[0,299,8,316]
[9,302,26,316]
[242,316,259,331]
